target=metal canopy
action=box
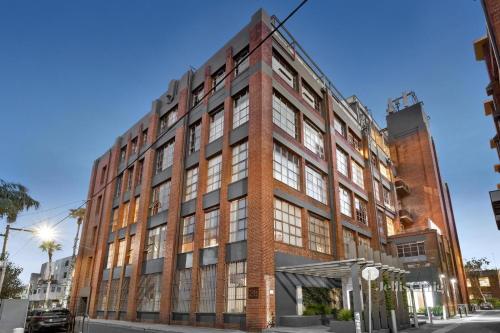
[275,257,409,279]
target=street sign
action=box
[362,266,379,281]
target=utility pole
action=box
[0,224,11,297]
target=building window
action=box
[121,201,130,228]
[206,155,222,192]
[119,277,130,312]
[112,208,119,231]
[339,186,352,217]
[305,165,327,204]
[334,116,346,137]
[272,92,298,139]
[198,264,217,313]
[184,167,199,201]
[114,175,122,198]
[116,239,126,267]
[386,216,395,236]
[151,181,171,215]
[130,138,138,155]
[347,131,362,153]
[137,273,162,312]
[374,181,381,201]
[231,141,248,182]
[383,187,394,210]
[351,162,364,189]
[119,146,127,163]
[234,47,249,76]
[303,121,324,158]
[229,198,247,242]
[308,215,330,254]
[272,50,296,88]
[336,148,348,177]
[141,129,148,148]
[100,166,107,185]
[155,140,174,174]
[273,143,300,190]
[180,215,195,253]
[343,229,355,259]
[192,84,204,107]
[106,243,115,269]
[145,225,167,260]
[397,241,425,257]
[172,269,192,313]
[188,122,201,154]
[301,80,320,111]
[466,278,471,287]
[354,197,368,225]
[212,66,226,92]
[133,196,140,223]
[126,235,136,265]
[96,282,108,311]
[136,160,144,185]
[379,162,390,179]
[226,261,247,313]
[209,107,224,142]
[126,167,134,191]
[203,209,219,248]
[274,198,302,247]
[233,89,249,129]
[479,277,491,287]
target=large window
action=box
[121,201,130,228]
[343,229,355,259]
[126,167,134,191]
[229,198,247,242]
[133,196,140,223]
[304,121,324,158]
[192,84,204,107]
[379,162,390,179]
[145,225,166,260]
[274,198,302,247]
[273,93,298,139]
[151,181,171,215]
[198,265,217,313]
[116,239,126,267]
[336,148,348,176]
[233,89,249,129]
[479,277,491,287]
[180,215,195,253]
[212,66,226,92]
[308,216,330,254]
[206,155,222,192]
[305,165,327,204]
[96,282,108,311]
[141,129,148,149]
[272,51,296,88]
[226,261,247,313]
[334,116,346,137]
[184,167,198,201]
[188,122,201,154]
[119,277,130,312]
[155,140,174,174]
[397,241,425,257]
[301,80,320,111]
[231,141,248,182]
[273,143,300,190]
[386,216,395,236]
[159,107,177,133]
[339,186,352,217]
[172,269,192,313]
[352,162,364,189]
[106,243,115,269]
[234,47,249,76]
[126,235,136,265]
[203,209,219,248]
[209,108,224,142]
[137,273,162,312]
[112,208,119,231]
[383,187,394,210]
[114,175,122,198]
[374,181,381,201]
[348,132,362,153]
[354,197,368,225]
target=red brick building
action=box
[467,269,500,302]
[474,0,500,230]
[70,9,467,330]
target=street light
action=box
[439,274,448,319]
[450,278,458,316]
[33,223,57,242]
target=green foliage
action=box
[432,306,443,316]
[383,273,395,311]
[417,307,427,314]
[337,308,353,321]
[303,287,332,307]
[0,179,39,223]
[0,254,24,299]
[302,303,332,316]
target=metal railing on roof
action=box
[270,15,360,123]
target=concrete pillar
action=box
[351,263,363,333]
[296,286,303,315]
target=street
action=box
[403,310,500,333]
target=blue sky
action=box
[0,0,499,283]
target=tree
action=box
[464,257,490,303]
[0,179,40,223]
[64,207,86,307]
[39,241,62,308]
[0,254,24,299]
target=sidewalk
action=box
[400,312,479,333]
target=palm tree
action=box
[64,207,86,308]
[39,241,62,308]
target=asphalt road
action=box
[443,310,500,333]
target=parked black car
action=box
[25,308,71,332]
[480,302,494,310]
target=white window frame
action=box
[351,162,364,189]
[339,186,352,217]
[184,167,199,201]
[272,53,295,88]
[305,165,327,204]
[273,143,300,190]
[209,108,224,143]
[336,148,348,176]
[272,93,298,139]
[233,90,249,129]
[206,155,222,192]
[231,141,248,182]
[203,209,219,248]
[274,198,302,247]
[229,198,247,242]
[303,121,324,158]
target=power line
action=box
[50,0,309,229]
[15,199,84,218]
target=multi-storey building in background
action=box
[466,269,500,302]
[474,0,500,230]
[28,256,72,309]
[70,9,467,331]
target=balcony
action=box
[399,209,414,224]
[395,179,410,197]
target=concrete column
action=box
[296,286,303,315]
[351,263,364,333]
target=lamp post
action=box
[439,274,448,320]
[450,278,458,316]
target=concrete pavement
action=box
[401,310,500,333]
